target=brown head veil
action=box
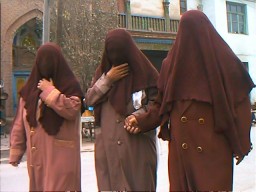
[20,42,84,135]
[158,10,255,155]
[93,28,159,124]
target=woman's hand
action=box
[37,78,53,91]
[106,63,129,82]
[124,115,141,134]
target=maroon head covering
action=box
[158,10,255,155]
[20,42,84,135]
[93,28,159,125]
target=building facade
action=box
[1,0,43,119]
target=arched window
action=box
[13,18,42,70]
[12,18,42,112]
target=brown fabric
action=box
[93,28,159,125]
[20,42,84,135]
[169,100,233,191]
[93,93,157,191]
[10,98,81,191]
[135,84,251,191]
[158,10,255,155]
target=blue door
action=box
[13,71,30,112]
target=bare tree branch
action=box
[50,0,118,91]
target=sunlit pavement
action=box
[0,126,255,192]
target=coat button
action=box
[197,146,203,152]
[181,116,187,123]
[198,118,205,124]
[31,147,37,152]
[117,140,122,145]
[182,143,188,149]
[116,119,121,123]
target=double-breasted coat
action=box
[136,98,252,191]
[168,99,251,191]
[135,10,254,191]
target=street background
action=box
[1,126,256,192]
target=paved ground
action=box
[0,127,255,192]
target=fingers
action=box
[50,78,53,85]
[107,63,129,82]
[37,79,46,89]
[116,69,129,80]
[37,79,52,90]
[124,116,131,128]
[124,115,141,134]
[125,124,141,134]
[114,63,128,69]
[37,79,43,89]
[127,126,141,134]
[119,68,129,78]
[132,127,141,134]
[112,63,128,69]
[115,65,129,78]
[110,63,129,73]
[124,115,137,128]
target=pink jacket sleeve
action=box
[85,74,113,106]
[40,86,81,121]
[133,88,162,132]
[9,99,27,164]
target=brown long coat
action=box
[136,98,252,191]
[86,74,157,191]
[9,87,82,191]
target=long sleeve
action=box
[85,74,113,107]
[133,88,162,132]
[235,96,252,156]
[9,98,27,164]
[40,86,81,121]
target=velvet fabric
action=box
[93,28,159,125]
[157,10,255,156]
[19,42,84,135]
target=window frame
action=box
[226,1,248,35]
[180,0,187,15]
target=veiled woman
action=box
[125,10,255,191]
[9,42,84,191]
[85,28,159,191]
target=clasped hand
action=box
[124,115,141,134]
